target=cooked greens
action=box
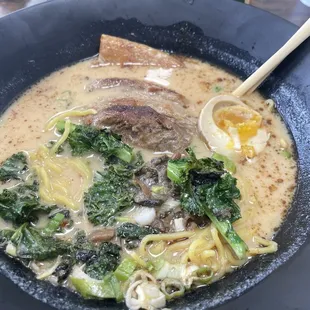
[167,148,247,259]
[53,254,74,283]
[167,148,224,187]
[72,230,97,262]
[1,225,121,282]
[58,121,146,225]
[84,242,121,280]
[0,152,28,182]
[211,152,236,174]
[56,121,133,162]
[116,223,159,241]
[9,223,69,261]
[72,231,121,280]
[56,122,139,226]
[0,182,54,226]
[42,213,65,236]
[84,164,137,226]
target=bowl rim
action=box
[0,0,309,309]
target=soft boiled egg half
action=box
[198,95,270,159]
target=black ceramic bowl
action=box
[0,0,310,309]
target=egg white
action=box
[198,96,269,158]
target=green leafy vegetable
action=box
[41,213,65,236]
[197,173,241,222]
[167,148,247,259]
[0,152,28,182]
[84,165,137,226]
[0,182,54,226]
[116,223,159,241]
[84,242,121,280]
[114,258,137,281]
[167,148,224,185]
[53,254,74,283]
[72,231,121,280]
[212,152,236,173]
[84,152,144,227]
[56,121,133,162]
[72,231,96,262]
[10,223,69,261]
[93,131,133,163]
[50,231,92,283]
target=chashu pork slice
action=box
[85,78,189,107]
[98,34,184,68]
[85,78,197,118]
[85,104,195,153]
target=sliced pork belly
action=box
[99,34,184,68]
[84,77,196,152]
[85,104,194,153]
[85,78,189,108]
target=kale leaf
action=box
[93,130,133,163]
[56,121,133,163]
[10,223,69,261]
[53,254,74,283]
[168,148,240,221]
[188,171,241,221]
[84,242,121,280]
[167,148,224,186]
[51,231,91,283]
[167,148,247,259]
[0,182,54,226]
[72,231,97,263]
[71,231,120,280]
[116,223,159,241]
[49,230,89,283]
[56,122,96,156]
[0,152,28,182]
[84,164,136,226]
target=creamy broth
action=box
[0,54,296,307]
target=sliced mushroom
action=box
[88,228,115,242]
[134,176,152,198]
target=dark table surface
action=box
[0,1,310,310]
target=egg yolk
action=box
[214,106,263,157]
[241,145,256,158]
